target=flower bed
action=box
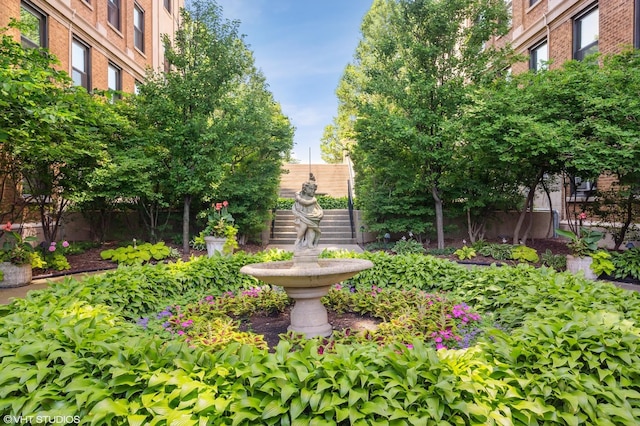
[0,250,639,424]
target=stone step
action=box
[270,209,355,245]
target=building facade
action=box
[0,0,183,94]
[491,1,638,229]
[497,0,637,74]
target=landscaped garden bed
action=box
[2,249,640,424]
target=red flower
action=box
[215,203,223,211]
[578,212,587,220]
[2,222,11,232]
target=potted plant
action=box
[201,201,239,256]
[0,222,37,287]
[556,226,604,279]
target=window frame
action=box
[20,1,47,48]
[164,0,171,13]
[107,0,121,31]
[72,37,91,91]
[108,62,122,101]
[573,5,599,61]
[133,3,145,52]
[529,40,548,71]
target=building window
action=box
[529,0,540,6]
[530,40,548,71]
[571,176,596,198]
[164,0,171,13]
[134,4,144,52]
[107,0,121,30]
[108,63,121,101]
[20,2,46,48]
[72,38,91,90]
[574,6,598,61]
[134,80,141,95]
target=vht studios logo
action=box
[3,415,81,424]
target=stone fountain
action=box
[240,174,373,338]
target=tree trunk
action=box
[513,183,537,245]
[432,185,445,249]
[183,195,191,257]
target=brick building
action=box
[0,0,183,232]
[0,0,183,93]
[490,1,639,228]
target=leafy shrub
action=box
[611,247,640,280]
[472,241,514,260]
[590,250,615,276]
[100,241,178,266]
[454,245,476,260]
[510,245,539,263]
[2,250,640,424]
[391,238,425,254]
[275,195,348,210]
[541,248,566,270]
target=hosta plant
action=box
[510,245,539,263]
[611,247,640,280]
[100,241,177,266]
[590,250,615,276]
[454,245,476,260]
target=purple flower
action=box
[157,307,172,319]
[137,317,149,328]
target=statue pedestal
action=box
[292,247,322,268]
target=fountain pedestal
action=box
[286,285,333,337]
[239,257,373,339]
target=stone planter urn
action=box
[566,255,597,280]
[0,262,32,288]
[204,236,227,257]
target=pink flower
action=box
[2,222,11,231]
[223,200,229,207]
[578,212,587,220]
[436,344,447,350]
[62,241,69,248]
[48,245,56,252]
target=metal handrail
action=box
[347,179,355,239]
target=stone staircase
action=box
[269,209,356,245]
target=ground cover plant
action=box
[1,250,640,424]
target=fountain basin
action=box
[239,258,374,288]
[240,258,373,337]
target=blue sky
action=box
[214,0,373,164]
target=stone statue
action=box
[293,173,323,249]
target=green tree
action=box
[461,70,576,244]
[0,26,107,243]
[136,1,250,254]
[207,68,294,241]
[74,94,164,242]
[348,0,513,248]
[567,51,640,249]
